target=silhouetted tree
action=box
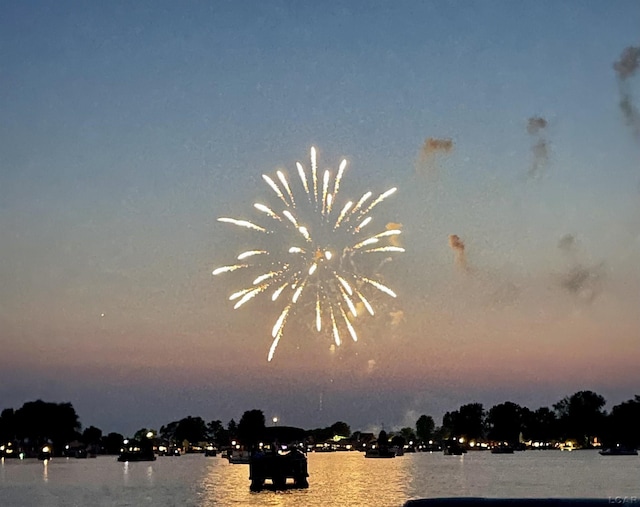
[442,411,458,439]
[487,402,522,444]
[14,400,81,455]
[159,421,178,442]
[605,396,640,449]
[0,408,16,442]
[307,426,332,444]
[133,428,153,441]
[377,429,389,447]
[459,403,485,440]
[227,419,238,441]
[207,420,225,443]
[102,432,124,454]
[399,427,417,444]
[238,410,266,447]
[329,421,351,438]
[432,425,447,443]
[519,406,535,441]
[264,426,306,445]
[306,421,352,445]
[416,415,435,442]
[391,434,406,448]
[82,426,103,445]
[443,403,485,441]
[523,407,558,444]
[174,416,208,445]
[554,390,606,447]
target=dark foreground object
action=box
[599,447,638,456]
[249,449,309,491]
[404,499,619,507]
[117,451,156,462]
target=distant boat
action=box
[443,439,467,455]
[365,447,396,458]
[117,451,156,462]
[314,444,336,452]
[87,444,99,458]
[599,447,638,456]
[491,444,515,454]
[228,450,251,464]
[559,441,575,451]
[37,445,53,461]
[390,445,405,456]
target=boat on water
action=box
[491,444,515,454]
[37,445,53,461]
[117,450,156,462]
[228,449,251,464]
[443,439,467,455]
[559,441,575,451]
[365,447,396,458]
[314,445,336,452]
[599,446,638,456]
[157,446,180,457]
[118,435,156,462]
[249,448,309,491]
[391,445,405,456]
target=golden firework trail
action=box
[214,146,403,361]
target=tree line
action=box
[424,391,640,450]
[1,390,638,456]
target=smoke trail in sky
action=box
[527,116,549,178]
[416,137,454,176]
[559,264,605,303]
[557,234,576,253]
[448,234,467,271]
[557,234,604,303]
[613,46,640,139]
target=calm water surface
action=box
[1,451,638,507]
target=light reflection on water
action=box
[0,451,639,507]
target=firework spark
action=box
[214,147,403,361]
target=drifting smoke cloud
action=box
[448,234,467,271]
[557,233,576,253]
[557,234,604,303]
[559,264,605,303]
[389,310,404,326]
[613,46,640,139]
[527,116,549,178]
[416,137,454,176]
[527,116,547,135]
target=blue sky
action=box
[1,1,639,435]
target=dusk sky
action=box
[1,1,639,437]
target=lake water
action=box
[1,450,638,506]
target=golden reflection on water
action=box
[312,452,409,506]
[122,460,129,487]
[1,451,640,505]
[146,464,154,486]
[199,452,412,507]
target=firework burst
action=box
[213,147,403,361]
